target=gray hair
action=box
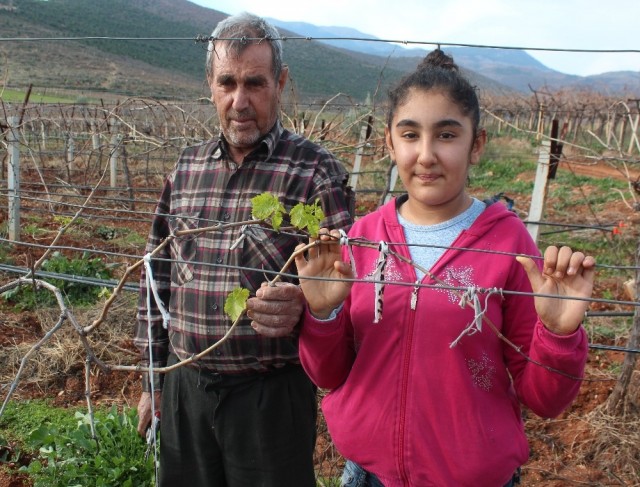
[206,12,284,81]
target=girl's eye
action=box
[401,132,418,139]
[439,132,456,140]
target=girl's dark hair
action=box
[387,49,480,135]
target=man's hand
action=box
[136,391,162,437]
[246,282,304,337]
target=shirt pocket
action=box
[168,213,200,286]
[239,225,299,293]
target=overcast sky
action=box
[190,0,639,77]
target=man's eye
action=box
[439,132,456,139]
[401,132,417,139]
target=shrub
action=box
[22,406,154,487]
[1,251,114,311]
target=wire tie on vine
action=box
[339,229,357,278]
[373,241,389,324]
[143,253,171,329]
[143,252,163,483]
[230,225,248,250]
[451,286,484,348]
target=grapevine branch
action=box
[0,192,622,431]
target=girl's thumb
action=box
[515,255,543,292]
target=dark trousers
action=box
[159,354,317,487]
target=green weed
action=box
[316,477,342,487]
[17,405,154,487]
[1,251,114,311]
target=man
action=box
[134,12,354,487]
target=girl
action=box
[294,49,595,487]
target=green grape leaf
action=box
[290,200,325,237]
[224,288,250,322]
[251,193,286,231]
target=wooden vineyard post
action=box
[382,163,399,205]
[67,133,75,173]
[548,119,567,180]
[605,238,640,413]
[7,116,21,242]
[348,124,369,191]
[91,121,100,150]
[109,119,121,188]
[627,99,640,154]
[536,104,545,141]
[526,140,551,244]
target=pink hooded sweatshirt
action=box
[299,197,588,487]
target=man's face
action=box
[208,42,287,162]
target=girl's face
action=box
[385,88,486,225]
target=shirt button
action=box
[215,350,223,356]
[223,213,230,221]
[216,256,223,264]
[212,303,218,311]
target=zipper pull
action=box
[410,281,419,310]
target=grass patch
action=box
[0,88,78,104]
[0,242,16,266]
[93,224,147,249]
[586,316,632,342]
[471,156,536,196]
[0,399,80,442]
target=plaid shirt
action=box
[134,121,354,390]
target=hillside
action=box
[0,0,514,102]
[0,0,408,101]
[0,0,636,101]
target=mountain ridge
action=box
[0,0,636,102]
[267,18,640,95]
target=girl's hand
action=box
[516,246,596,335]
[294,228,354,319]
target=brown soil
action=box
[0,158,638,486]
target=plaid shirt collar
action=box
[215,120,283,162]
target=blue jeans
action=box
[341,460,385,487]
[340,460,521,487]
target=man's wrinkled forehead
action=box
[211,38,272,62]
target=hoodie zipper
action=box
[397,281,420,483]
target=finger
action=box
[254,283,303,301]
[566,251,586,276]
[251,321,294,337]
[137,407,151,436]
[294,249,308,273]
[335,260,354,279]
[317,227,331,240]
[581,260,596,287]
[137,416,149,436]
[550,246,575,278]
[249,314,296,328]
[583,255,596,267]
[542,245,559,276]
[516,255,544,292]
[250,295,302,319]
[294,242,307,256]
